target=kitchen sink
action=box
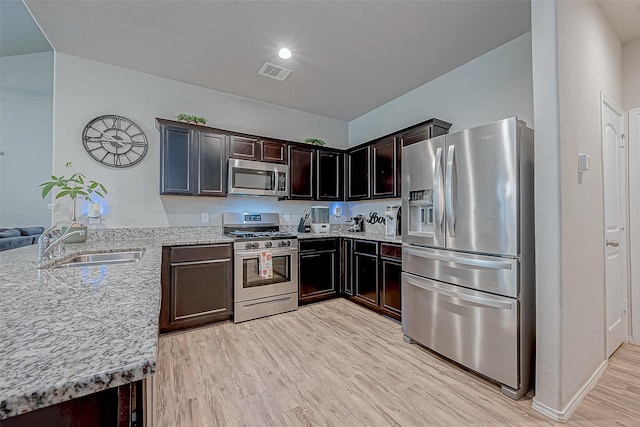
[54,248,145,268]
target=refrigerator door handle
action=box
[445,145,456,236]
[404,274,514,310]
[403,247,513,270]
[433,147,444,235]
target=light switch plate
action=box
[578,153,591,173]
[201,212,210,223]
[284,212,290,221]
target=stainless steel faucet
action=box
[38,224,86,264]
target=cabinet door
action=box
[198,132,227,196]
[317,151,343,200]
[372,137,396,198]
[229,135,259,161]
[170,261,232,325]
[347,145,370,200]
[289,146,315,199]
[261,140,288,164]
[299,250,337,303]
[341,239,353,296]
[381,258,402,320]
[161,126,194,195]
[354,253,378,306]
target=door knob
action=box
[606,240,620,247]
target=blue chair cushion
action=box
[16,227,45,236]
[0,236,33,251]
[0,229,20,238]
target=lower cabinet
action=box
[298,238,339,304]
[341,239,403,320]
[160,244,233,333]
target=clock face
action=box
[82,115,148,168]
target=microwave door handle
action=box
[271,167,277,194]
[445,145,456,237]
[433,147,444,235]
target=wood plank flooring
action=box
[155,298,640,426]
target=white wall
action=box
[51,53,349,227]
[623,38,640,110]
[348,32,533,146]
[532,0,622,420]
[0,51,54,227]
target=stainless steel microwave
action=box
[227,159,289,197]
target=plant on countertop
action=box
[304,137,326,146]
[176,113,207,125]
[39,162,108,222]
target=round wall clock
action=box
[82,115,148,168]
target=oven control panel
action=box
[237,239,297,250]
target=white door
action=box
[601,93,628,357]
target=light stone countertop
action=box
[0,225,399,420]
[0,233,233,420]
[295,230,404,244]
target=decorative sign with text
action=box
[366,212,386,225]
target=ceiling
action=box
[0,0,52,57]
[597,0,640,43]
[24,1,530,122]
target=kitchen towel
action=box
[259,249,273,279]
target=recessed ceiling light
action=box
[278,48,292,59]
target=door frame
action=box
[600,91,630,353]
[629,107,640,344]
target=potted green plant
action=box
[304,137,326,146]
[194,116,207,126]
[39,162,108,243]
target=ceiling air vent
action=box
[258,62,293,82]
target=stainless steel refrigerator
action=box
[401,117,534,399]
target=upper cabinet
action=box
[371,136,397,199]
[347,145,370,200]
[229,136,288,164]
[317,151,343,201]
[158,120,227,197]
[289,145,315,199]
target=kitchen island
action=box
[0,231,232,423]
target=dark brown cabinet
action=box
[229,136,288,164]
[289,145,315,199]
[353,240,379,308]
[160,244,233,333]
[371,136,397,198]
[298,238,339,304]
[380,243,402,320]
[317,151,343,200]
[341,238,353,296]
[347,145,370,200]
[159,122,227,197]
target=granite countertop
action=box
[295,230,404,244]
[0,233,233,420]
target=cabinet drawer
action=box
[380,243,402,260]
[170,244,232,263]
[299,238,338,252]
[354,240,377,256]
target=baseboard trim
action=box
[532,360,607,422]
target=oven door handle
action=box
[236,248,297,258]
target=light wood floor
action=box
[155,299,640,426]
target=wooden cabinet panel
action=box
[198,132,227,196]
[317,151,343,200]
[289,146,315,199]
[354,252,378,307]
[229,135,259,161]
[161,126,193,195]
[381,258,402,320]
[380,243,402,260]
[261,140,288,164]
[372,137,397,198]
[160,244,233,333]
[299,238,338,304]
[341,238,353,296]
[347,145,370,200]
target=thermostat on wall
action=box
[578,153,591,173]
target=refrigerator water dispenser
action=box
[408,189,434,236]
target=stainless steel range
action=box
[223,212,298,323]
